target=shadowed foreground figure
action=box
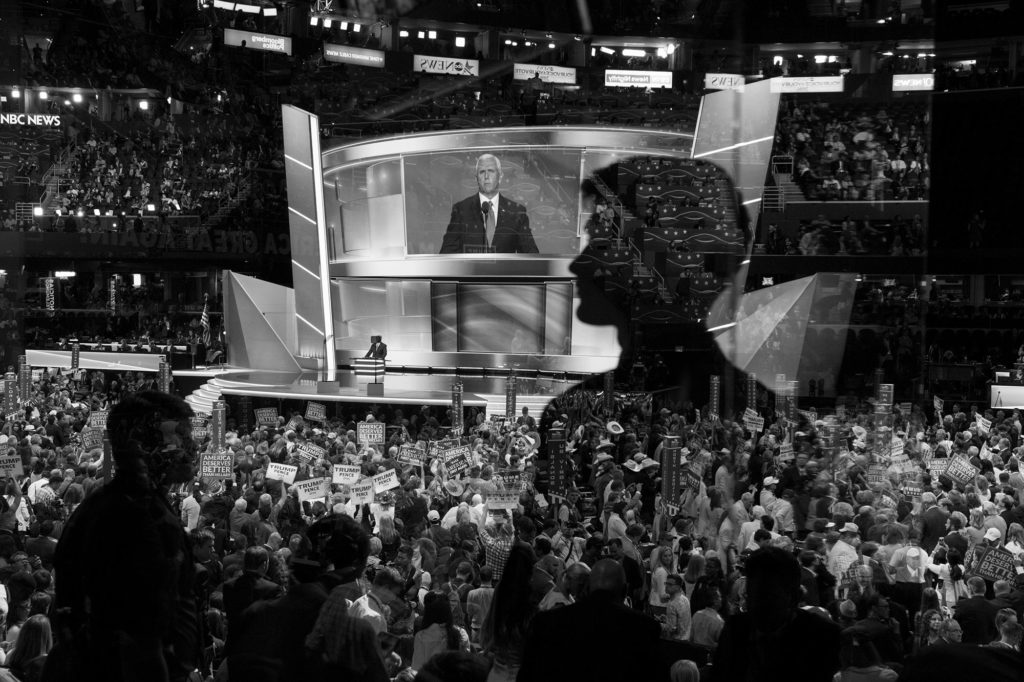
[517,558,665,682]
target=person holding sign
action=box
[49,391,201,682]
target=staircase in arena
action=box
[204,174,253,231]
[774,173,805,203]
[590,175,674,302]
[186,379,224,415]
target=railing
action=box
[590,175,669,296]
[771,155,794,177]
[762,185,785,212]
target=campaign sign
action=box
[296,442,327,465]
[350,481,374,505]
[305,402,327,423]
[358,421,385,445]
[266,462,298,484]
[333,464,361,485]
[0,455,23,477]
[974,547,1017,583]
[778,443,795,462]
[928,458,950,481]
[743,415,764,433]
[865,465,890,486]
[944,456,980,486]
[900,484,923,500]
[199,451,233,482]
[192,426,209,441]
[443,445,473,478]
[494,470,524,491]
[255,408,279,426]
[977,416,991,435]
[292,476,331,502]
[487,490,520,511]
[372,469,400,493]
[89,411,108,429]
[682,470,702,492]
[82,429,104,450]
[933,396,943,413]
[398,445,426,465]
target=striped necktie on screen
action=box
[482,200,495,248]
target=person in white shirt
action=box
[180,482,203,531]
[827,523,862,597]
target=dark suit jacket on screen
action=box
[439,195,539,254]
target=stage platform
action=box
[182,367,576,416]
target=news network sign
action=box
[0,114,62,127]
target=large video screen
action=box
[402,149,582,256]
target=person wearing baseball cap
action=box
[826,522,860,593]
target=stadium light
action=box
[656,48,666,58]
[38,90,48,100]
[72,93,82,103]
[599,46,615,55]
[10,89,19,98]
[139,100,149,110]
[339,21,348,30]
[548,42,555,49]
[622,48,646,57]
[32,207,42,217]
[262,6,277,16]
[503,39,511,45]
[352,23,360,32]
[666,43,676,54]
[323,18,332,28]
[55,271,76,279]
[455,36,465,47]
[428,30,437,39]
[309,16,318,26]
[63,99,70,106]
[93,209,100,216]
[399,29,408,37]
[146,203,156,212]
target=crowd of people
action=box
[774,97,931,202]
[0,364,1017,681]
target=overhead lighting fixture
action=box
[599,46,615,55]
[504,38,511,45]
[309,16,318,26]
[76,210,83,217]
[63,99,70,106]
[428,30,437,39]
[94,209,100,216]
[455,36,465,47]
[548,42,555,49]
[10,89,19,98]
[656,47,667,58]
[882,51,894,56]
[38,90,48,100]
[339,21,348,30]
[32,206,43,217]
[666,43,676,54]
[399,29,409,37]
[55,271,76,279]
[590,47,595,56]
[322,18,332,28]
[622,48,646,57]
[574,34,582,41]
[352,23,360,32]
[146,203,156,212]
[72,93,82,103]
[418,30,426,39]
[138,100,149,110]
[262,6,276,16]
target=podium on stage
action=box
[353,357,386,396]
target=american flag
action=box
[200,295,210,346]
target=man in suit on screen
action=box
[439,154,539,254]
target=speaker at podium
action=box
[355,335,387,396]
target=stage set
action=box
[25,80,785,422]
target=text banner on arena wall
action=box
[413,55,479,76]
[892,74,934,92]
[223,28,292,55]
[769,76,844,93]
[323,44,385,67]
[604,70,673,89]
[704,73,745,91]
[513,63,577,84]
